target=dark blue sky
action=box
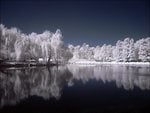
[1,0,150,46]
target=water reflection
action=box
[0,66,72,108]
[0,64,150,108]
[68,65,150,90]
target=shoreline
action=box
[0,61,57,68]
[68,60,150,66]
[0,60,149,68]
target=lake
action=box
[0,64,150,113]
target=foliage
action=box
[0,24,149,62]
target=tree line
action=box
[69,37,150,62]
[0,24,72,63]
[0,24,149,63]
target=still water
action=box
[0,64,150,113]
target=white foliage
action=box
[0,24,149,63]
[137,38,150,62]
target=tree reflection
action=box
[0,66,72,108]
[68,65,150,90]
[0,65,150,108]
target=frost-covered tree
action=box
[99,44,107,61]
[113,40,123,62]
[27,31,54,62]
[59,47,73,62]
[88,47,95,60]
[96,44,113,62]
[0,25,21,60]
[93,46,101,60]
[14,37,24,60]
[146,37,150,62]
[1,24,150,63]
[68,37,149,62]
[69,45,80,60]
[136,38,150,62]
[51,29,64,63]
[122,38,130,62]
[79,43,93,59]
[121,38,136,62]
[105,45,113,62]
[128,38,136,61]
[69,43,94,61]
[0,25,66,62]
[0,24,7,59]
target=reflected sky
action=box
[0,65,150,108]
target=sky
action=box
[0,0,150,46]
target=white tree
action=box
[39,31,52,61]
[28,32,42,61]
[1,24,149,63]
[99,44,107,61]
[79,43,91,59]
[51,29,64,63]
[70,45,80,60]
[113,40,123,62]
[14,37,23,61]
[105,45,113,62]
[137,38,150,62]
[128,38,136,61]
[0,24,7,59]
[88,47,94,60]
[122,38,130,62]
[93,46,101,61]
[59,47,73,62]
[1,26,21,60]
[27,31,52,62]
[145,37,150,62]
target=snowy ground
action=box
[68,59,150,66]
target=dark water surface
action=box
[0,64,150,113]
